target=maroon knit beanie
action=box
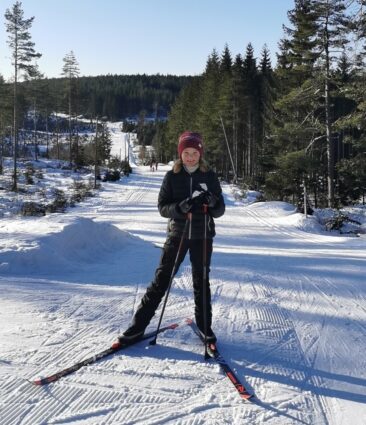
[178,131,204,158]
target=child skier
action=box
[118,131,225,344]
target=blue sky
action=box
[1,0,294,80]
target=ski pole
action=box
[202,203,210,359]
[150,213,191,346]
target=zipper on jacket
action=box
[188,175,193,239]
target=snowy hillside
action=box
[0,130,365,424]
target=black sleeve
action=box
[158,172,186,219]
[209,172,225,218]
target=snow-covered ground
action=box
[0,128,365,424]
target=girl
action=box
[118,131,225,344]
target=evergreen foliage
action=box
[1,1,365,207]
[166,44,276,186]
[166,0,365,207]
[36,74,192,121]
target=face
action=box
[181,147,200,167]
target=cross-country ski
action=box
[187,318,254,401]
[32,322,180,386]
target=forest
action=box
[163,0,366,209]
[1,0,365,208]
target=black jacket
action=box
[158,164,225,239]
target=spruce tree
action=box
[334,1,366,204]
[285,0,319,83]
[232,54,244,177]
[197,50,223,169]
[219,45,235,181]
[270,0,322,204]
[313,0,351,207]
[242,43,260,183]
[166,77,202,159]
[258,45,276,181]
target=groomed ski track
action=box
[0,161,365,424]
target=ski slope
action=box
[0,134,365,424]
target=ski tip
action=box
[185,318,193,325]
[33,375,58,385]
[169,323,179,330]
[241,392,254,400]
[111,341,121,350]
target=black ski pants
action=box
[131,236,213,331]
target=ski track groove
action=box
[303,274,366,335]
[177,271,327,423]
[21,288,145,385]
[314,275,366,334]
[221,203,364,423]
[244,206,321,244]
[2,167,364,424]
[1,383,82,425]
[252,276,330,425]
[210,272,329,424]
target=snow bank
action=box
[0,217,146,276]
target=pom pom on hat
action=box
[178,131,203,158]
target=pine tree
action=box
[4,1,41,190]
[61,50,80,165]
[0,75,12,174]
[37,78,55,158]
[24,64,44,161]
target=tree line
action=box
[0,2,191,189]
[1,0,365,208]
[162,0,366,208]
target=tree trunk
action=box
[324,18,334,208]
[68,78,72,166]
[12,43,18,191]
[46,107,49,158]
[34,99,38,161]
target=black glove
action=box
[178,197,193,214]
[205,192,218,208]
[191,191,207,207]
[192,190,217,208]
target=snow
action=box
[0,129,366,424]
